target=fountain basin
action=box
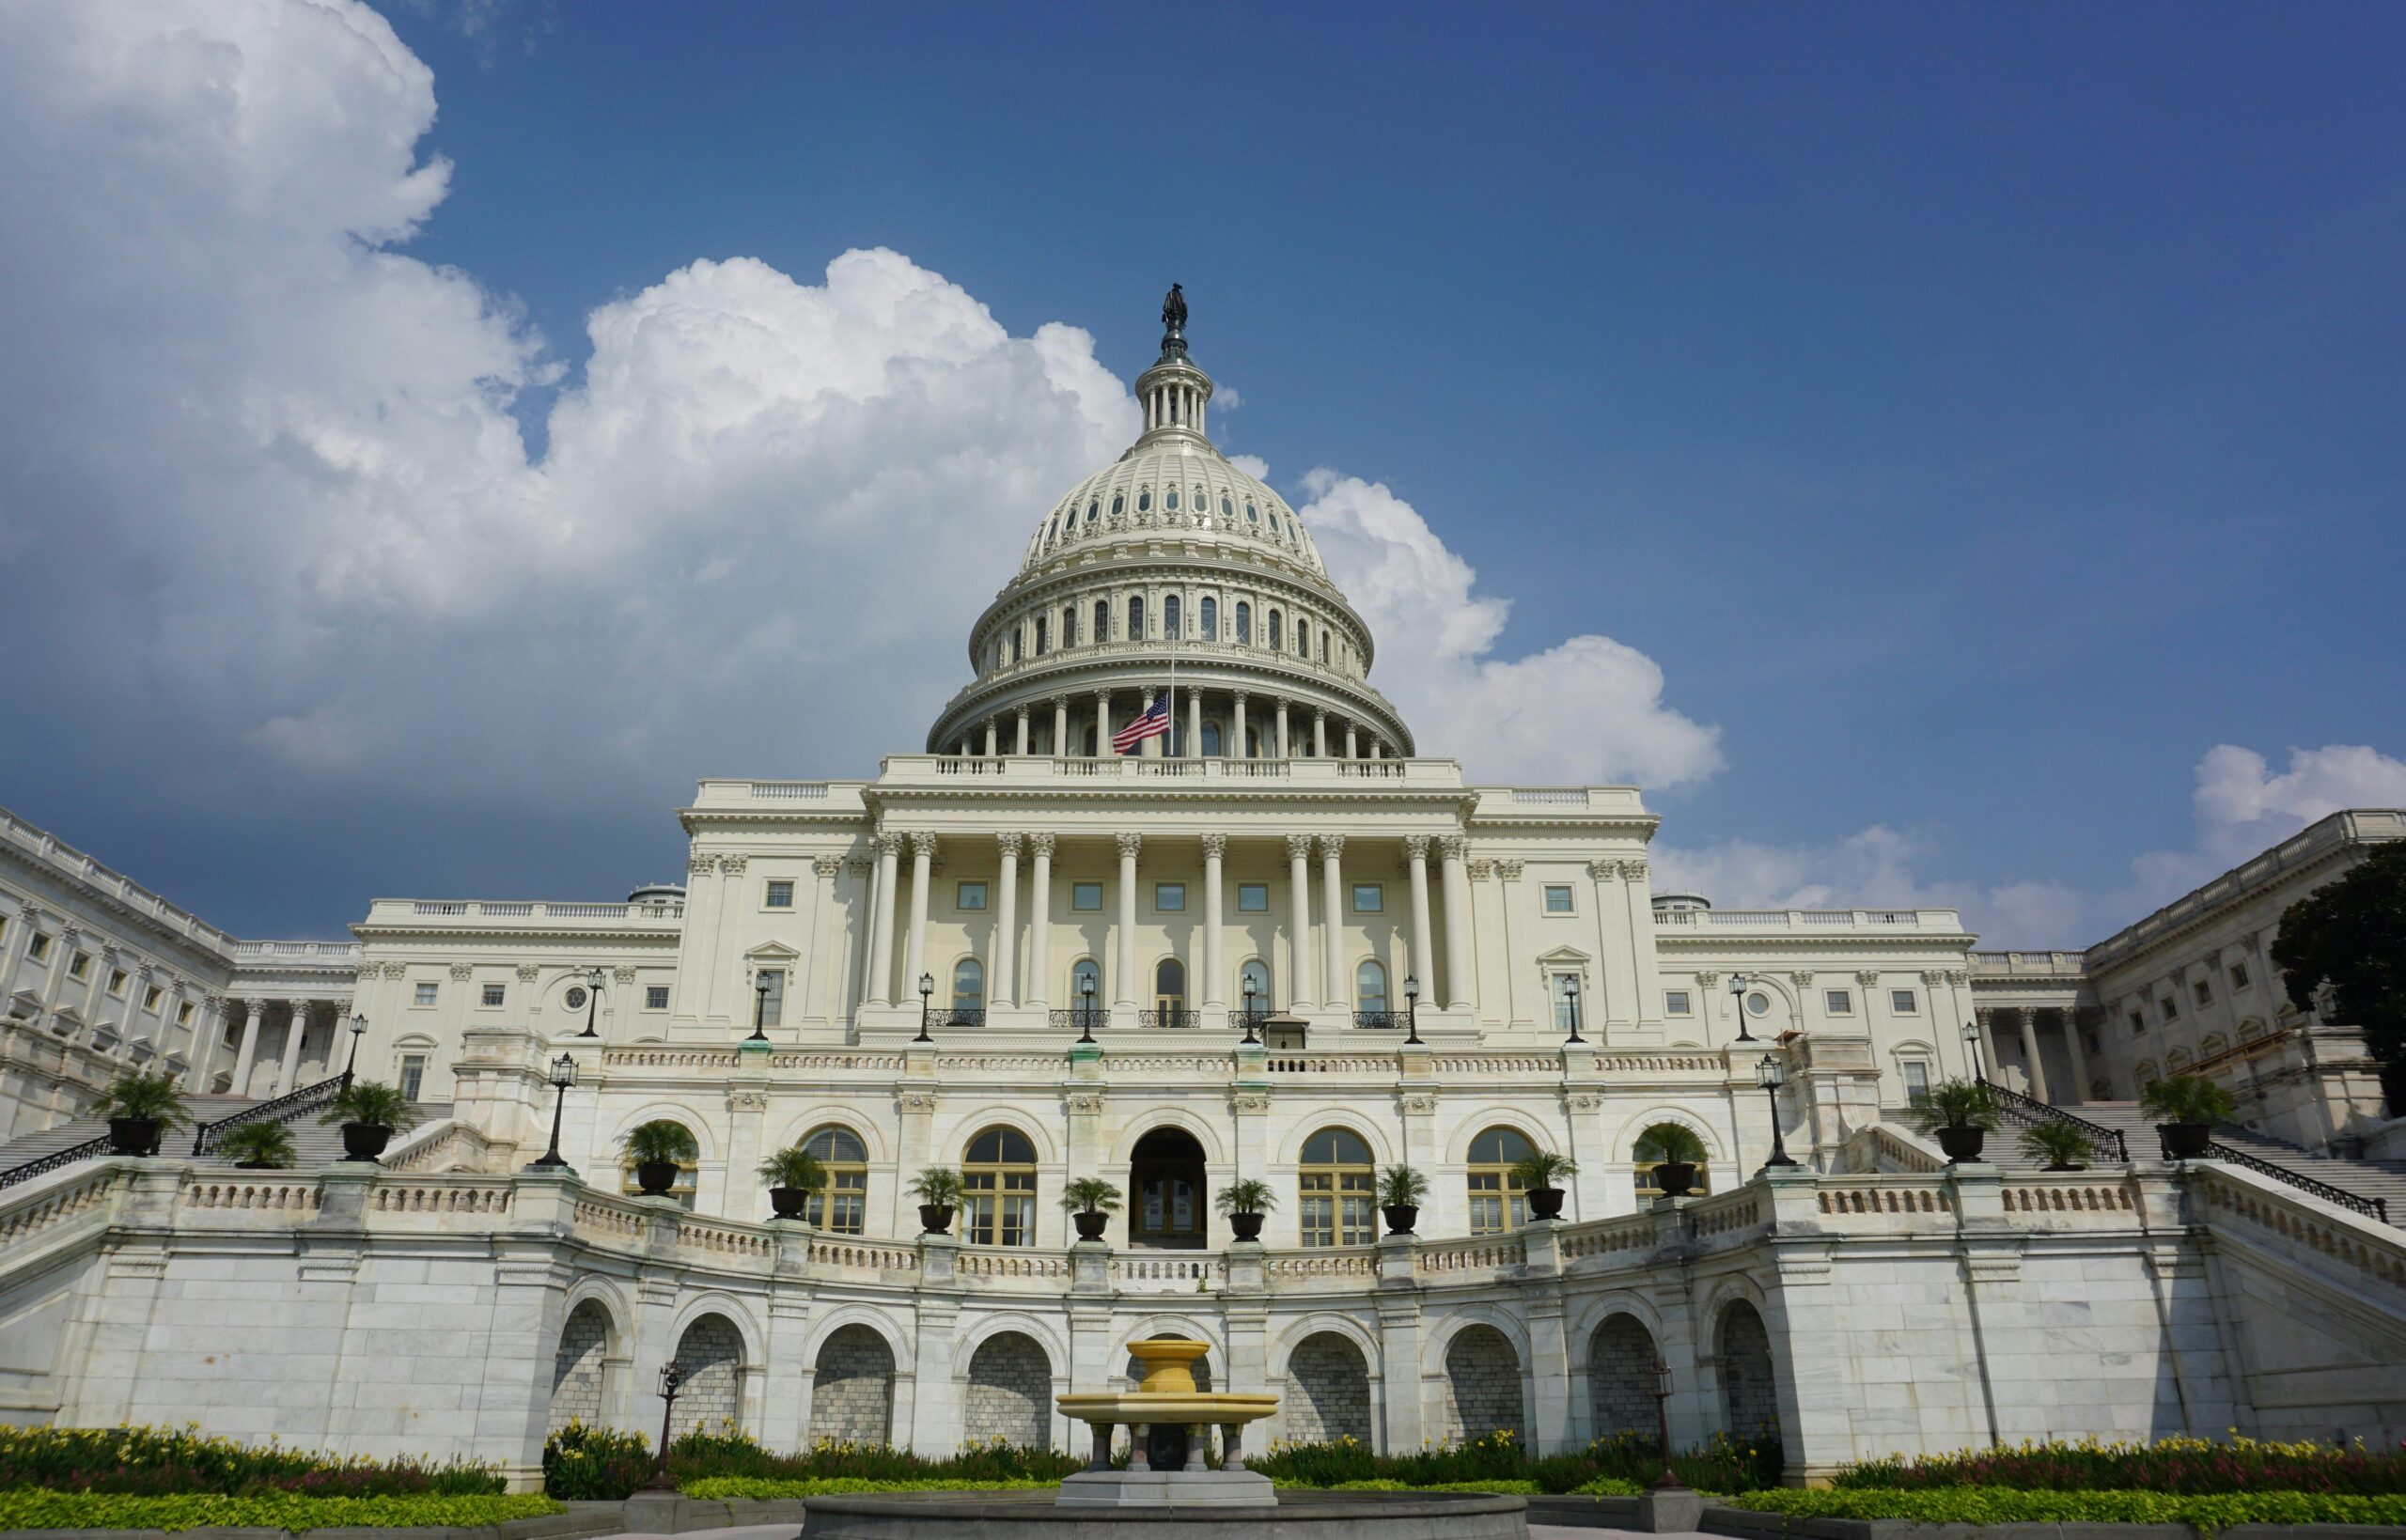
[1053,1339,1281,1504]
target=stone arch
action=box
[944,1106,1058,1165]
[1444,1110,1556,1164]
[1274,1112,1393,1167]
[1109,1110,1226,1164]
[1438,1323,1523,1446]
[771,1109,886,1163]
[547,1297,616,1434]
[608,1103,720,1162]
[1602,1104,1726,1163]
[1588,1312,1658,1437]
[668,1313,744,1439]
[1717,1299,1778,1439]
[808,1323,896,1445]
[963,1330,1052,1449]
[1283,1330,1372,1445]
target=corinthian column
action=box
[868,832,902,1005]
[1440,835,1473,1012]
[1201,833,1226,1010]
[2015,1006,2051,1102]
[1406,836,1434,997]
[228,1000,263,1096]
[1320,835,1347,1007]
[904,832,937,999]
[274,1001,311,1095]
[1027,833,1055,1009]
[1115,832,1142,1010]
[993,833,1022,1007]
[1095,690,1113,758]
[1051,696,1070,758]
[1286,833,1315,1010]
[1232,692,1250,759]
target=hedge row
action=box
[1834,1433,2406,1495]
[0,1423,504,1497]
[1730,1485,2406,1530]
[0,1489,563,1532]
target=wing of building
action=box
[3,302,2401,1483]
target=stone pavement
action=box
[591,1523,1707,1540]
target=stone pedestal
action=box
[1636,1487,1705,1532]
[1055,1469,1276,1507]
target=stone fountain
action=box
[1055,1338,1279,1506]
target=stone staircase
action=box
[0,1093,454,1185]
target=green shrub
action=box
[92,1071,191,1128]
[682,1476,1057,1499]
[320,1080,423,1133]
[652,1424,1078,1487]
[217,1120,297,1168]
[1831,1433,2406,1495]
[542,1420,652,1501]
[0,1423,502,1496]
[1324,1478,1540,1494]
[0,1489,559,1532]
[757,1145,828,1192]
[2141,1073,2239,1126]
[1906,1079,1999,1134]
[621,1119,699,1164]
[1731,1485,2406,1531]
[1252,1429,1777,1497]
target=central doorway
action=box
[1129,1127,1208,1249]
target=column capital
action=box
[688,852,716,876]
[1404,834,1431,861]
[1313,707,1328,724]
[996,832,1023,858]
[720,853,749,875]
[813,855,844,878]
[1438,834,1466,860]
[1285,832,1314,861]
[1318,834,1345,859]
[1116,832,1143,859]
[1495,860,1523,880]
[1028,832,1057,858]
[1049,693,1071,710]
[1855,970,1881,987]
[1200,832,1227,859]
[1976,1006,1995,1026]
[1014,702,1031,722]
[1618,859,1649,881]
[1586,859,1617,880]
[910,832,939,859]
[875,831,904,857]
[1231,689,1250,705]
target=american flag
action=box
[1111,693,1171,754]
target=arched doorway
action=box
[964,1331,1052,1449]
[809,1324,897,1445]
[1284,1331,1372,1446]
[1588,1313,1658,1438]
[1440,1324,1523,1444]
[668,1314,743,1439]
[548,1299,615,1434]
[1130,1127,1207,1249]
[1717,1299,1778,1439]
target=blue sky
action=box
[0,1,2400,943]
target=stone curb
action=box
[1687,1508,2406,1540]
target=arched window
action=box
[1198,597,1216,640]
[1268,610,1283,649]
[1220,495,1233,519]
[950,958,984,1019]
[803,1126,868,1233]
[1034,616,1049,656]
[1238,958,1272,1019]
[1128,596,1146,639]
[1154,957,1186,1020]
[1297,618,1310,657]
[962,1127,1038,1247]
[1165,489,1180,512]
[1299,1128,1375,1247]
[620,1120,701,1210]
[1201,721,1222,756]
[1633,1123,1711,1199]
[1467,1127,1537,1235]
[1245,502,1258,524]
[1164,595,1181,638]
[1355,960,1389,1019]
[1109,493,1123,518]
[1086,500,1100,524]
[1094,599,1110,643]
[1137,489,1151,512]
[1046,514,1058,543]
[1320,633,1331,663]
[1070,957,1102,1013]
[1553,974,1584,1034]
[1236,602,1252,644]
[2134,1060,2159,1087]
[1062,606,1077,646]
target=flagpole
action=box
[1167,614,1178,757]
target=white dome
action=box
[1020,443,1324,579]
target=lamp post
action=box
[645,1360,683,1491]
[342,1013,367,1084]
[528,1052,578,1171]
[1729,973,1756,1044]
[1402,973,1422,1046]
[1757,1052,1797,1170]
[1650,1356,1684,1490]
[1962,1019,1987,1082]
[577,966,604,1038]
[916,972,935,1043]
[1560,974,1585,1045]
[1078,978,1099,1045]
[747,971,772,1043]
[1240,976,1261,1046]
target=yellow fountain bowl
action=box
[1056,1392,1280,1426]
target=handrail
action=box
[191,1071,349,1156]
[2195,1138,2391,1226]
[0,1131,119,1190]
[1979,1077,2129,1163]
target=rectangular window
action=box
[70,952,91,979]
[2192,978,2212,1006]
[758,970,786,1027]
[1071,881,1103,912]
[414,981,438,1006]
[964,1171,1037,1247]
[1664,989,1692,1016]
[26,932,48,961]
[1542,884,1574,914]
[177,1002,195,1025]
[1824,989,1853,1015]
[1154,882,1186,912]
[2228,961,2251,990]
[143,986,164,1011]
[1890,988,1917,1014]
[108,969,127,996]
[765,879,795,909]
[956,880,988,911]
[481,983,506,1007]
[646,985,670,1010]
[398,1054,427,1101]
[815,1167,868,1235]
[1298,1169,1376,1247]
[1902,1061,1932,1105]
[2161,995,2179,1020]
[1351,883,1383,913]
[2129,1009,2147,1035]
[1237,882,1269,912]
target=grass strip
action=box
[0,1489,562,1532]
[1729,1485,2406,1531]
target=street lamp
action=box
[1757,1053,1797,1170]
[1240,976,1261,1046]
[1560,975,1585,1045]
[645,1360,683,1491]
[343,1013,367,1083]
[1402,973,1422,1046]
[1962,1019,1987,1081]
[1650,1357,1684,1490]
[1729,973,1756,1044]
[528,1052,578,1171]
[1078,977,1099,1045]
[747,971,772,1043]
[577,966,604,1038]
[916,972,935,1043]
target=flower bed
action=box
[1833,1434,2406,1495]
[682,1476,1057,1499]
[1729,1485,2406,1531]
[1252,1430,1778,1495]
[0,1489,561,1532]
[0,1423,505,1497]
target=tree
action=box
[2272,841,2406,1112]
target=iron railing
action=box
[1049,1008,1110,1033]
[2195,1137,2391,1226]
[1137,1008,1201,1030]
[1352,1010,1408,1031]
[191,1071,348,1156]
[933,1007,987,1030]
[0,1131,121,1190]
[1228,1007,1271,1032]
[1979,1077,2129,1163]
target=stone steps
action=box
[0,1096,452,1177]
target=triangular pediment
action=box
[1535,945,1592,967]
[744,941,803,961]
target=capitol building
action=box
[1,300,2401,1489]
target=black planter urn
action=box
[1071,1209,1111,1241]
[1525,1185,1566,1221]
[634,1158,680,1195]
[1226,1211,1265,1242]
[918,1202,956,1236]
[1382,1203,1419,1237]
[106,1117,161,1157]
[769,1187,809,1220]
[340,1122,393,1162]
[2159,1122,2213,1159]
[1936,1126,1987,1163]
[1653,1160,1698,1198]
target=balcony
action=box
[360,898,686,928]
[1136,1007,1202,1030]
[1653,907,1964,934]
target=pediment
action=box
[1535,945,1592,967]
[744,941,803,961]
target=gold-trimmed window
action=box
[1466,1126,1535,1235]
[963,1126,1037,1247]
[1298,1128,1374,1247]
[803,1125,867,1235]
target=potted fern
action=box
[758,1145,829,1221]
[2018,1119,2093,1173]
[1509,1149,1578,1221]
[1379,1164,1430,1236]
[1906,1078,2000,1162]
[2142,1074,2236,1159]
[1213,1178,1277,1242]
[320,1080,423,1162]
[620,1120,698,1196]
[93,1071,189,1156]
[1636,1122,1709,1197]
[220,1121,296,1171]
[1060,1175,1122,1242]
[909,1166,965,1235]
